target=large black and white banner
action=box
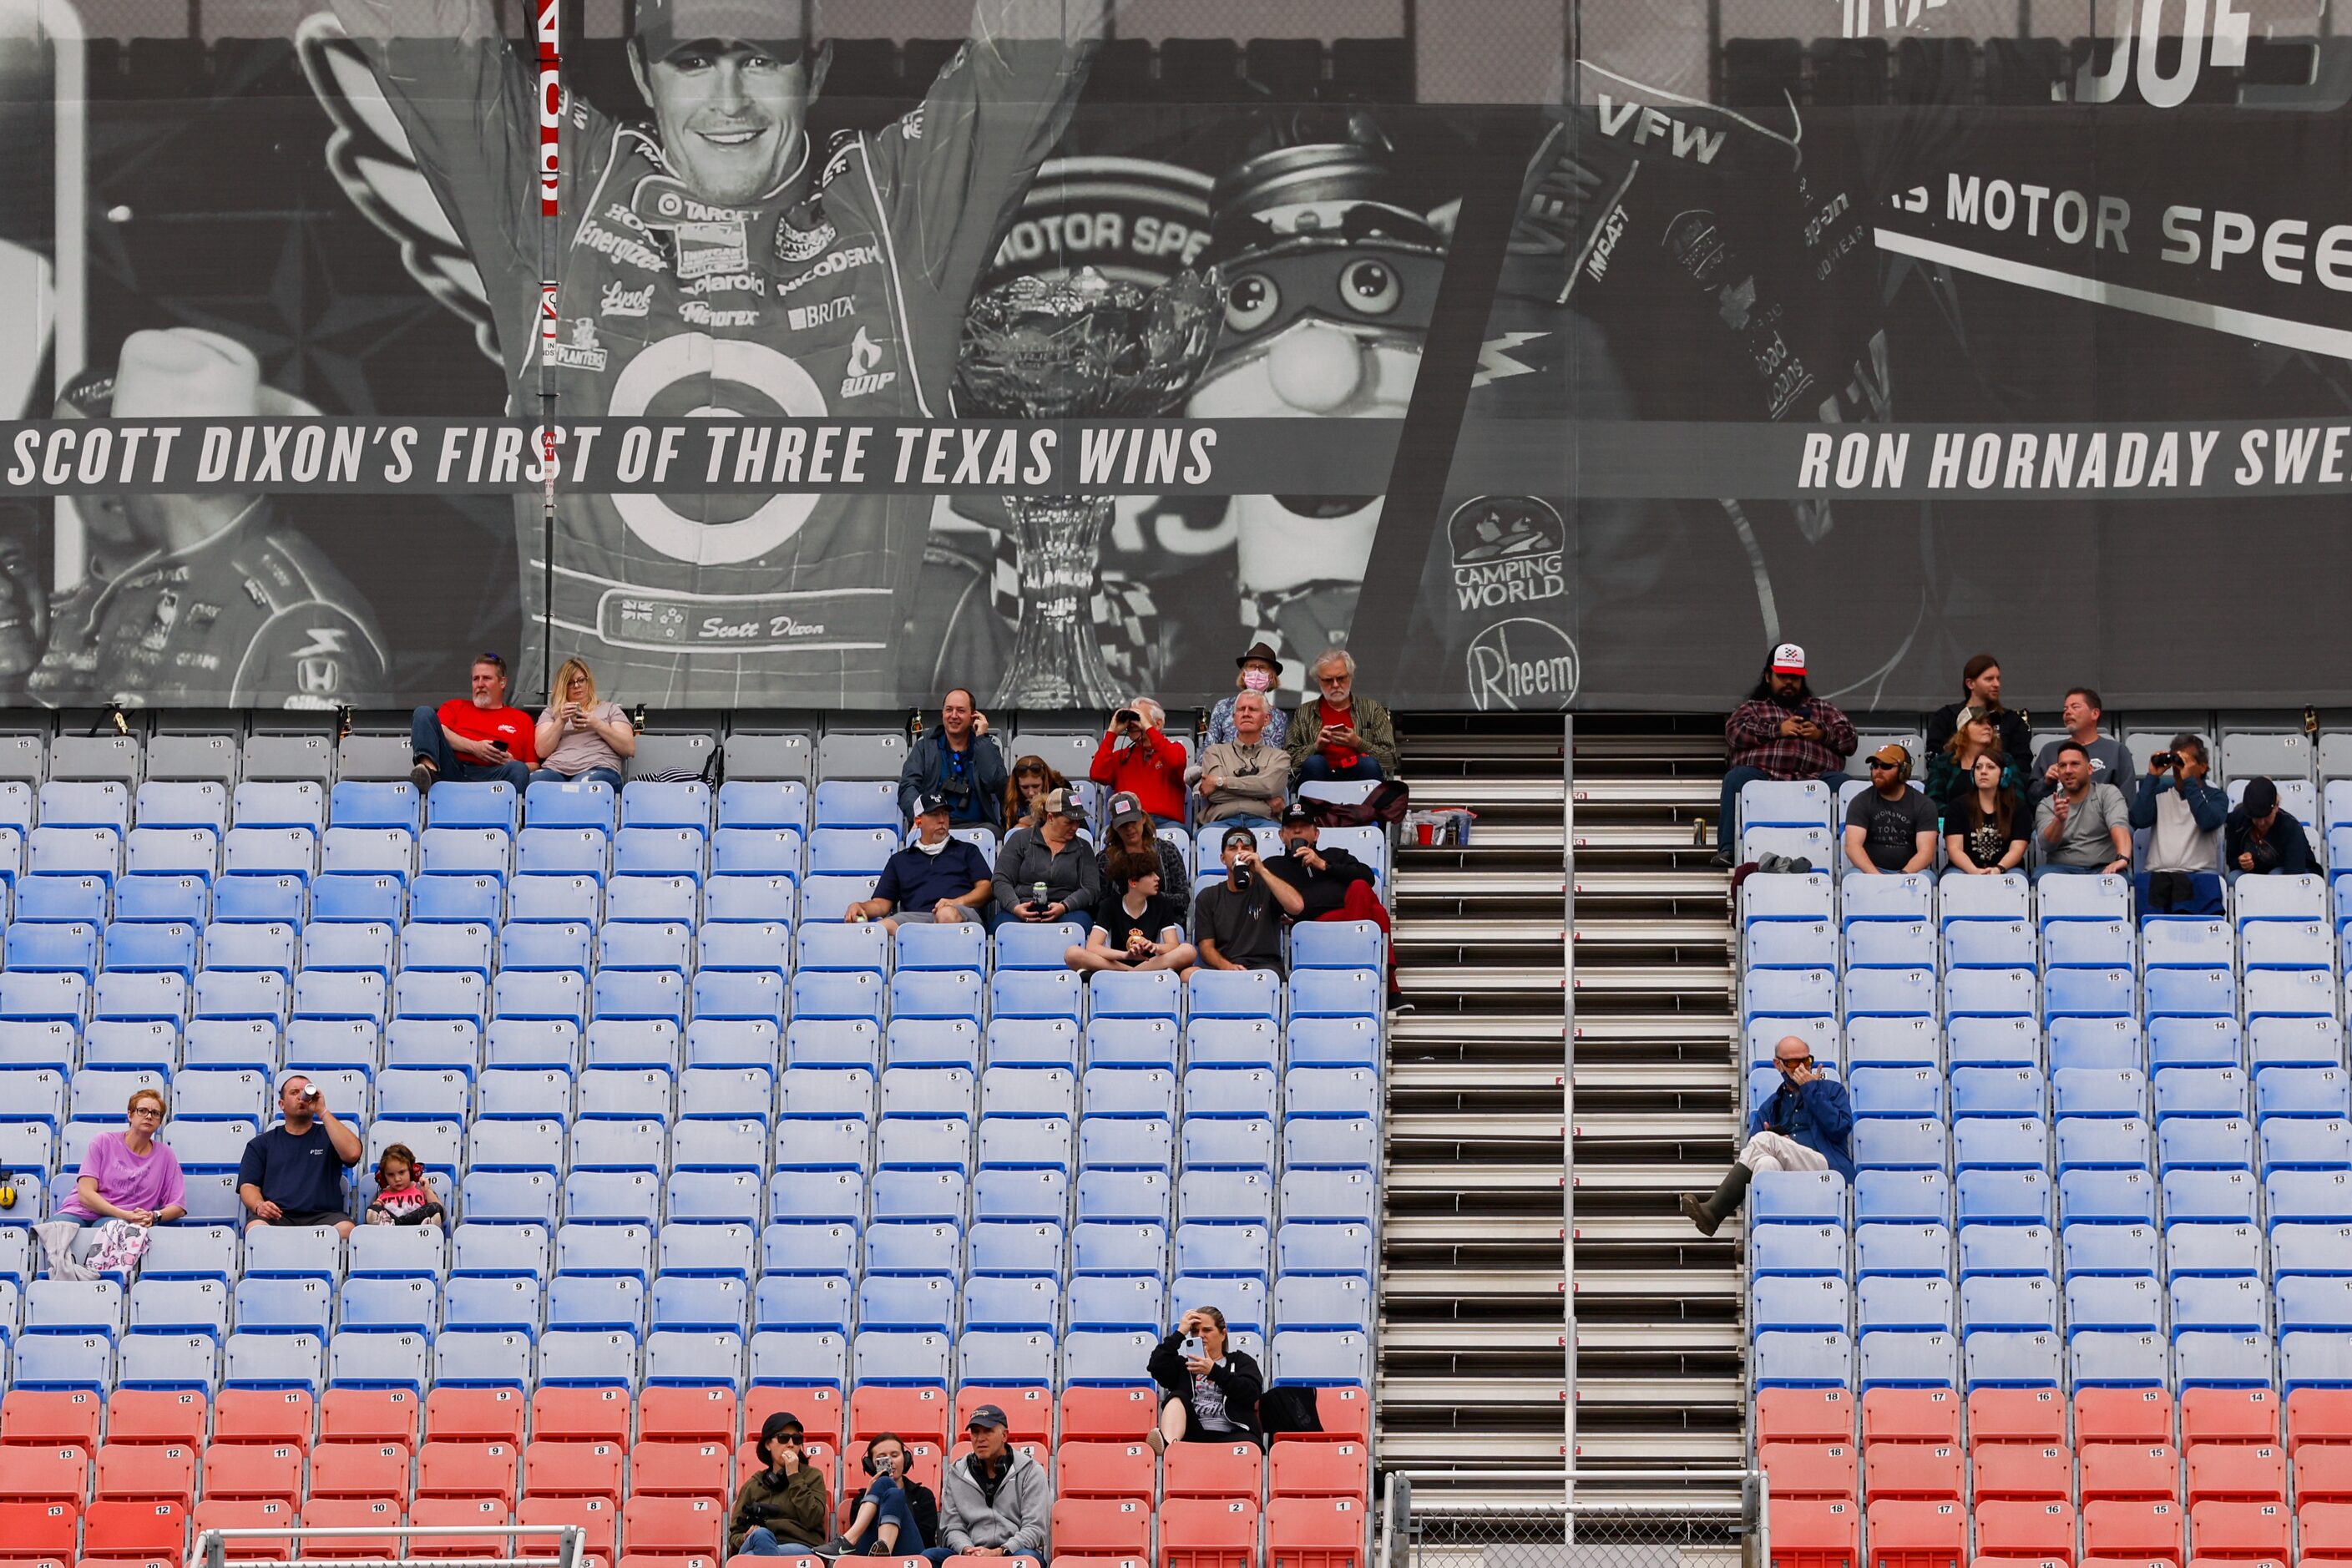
[5,0,2350,713]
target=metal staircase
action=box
[1376,713,1744,1506]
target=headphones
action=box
[1877,746,1913,787]
[861,1439,902,1477]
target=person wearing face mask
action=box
[1682,1034,1853,1237]
[847,795,994,930]
[1206,642,1291,748]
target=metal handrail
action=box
[194,1524,584,1568]
[1559,711,1576,1509]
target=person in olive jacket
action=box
[1146,1305,1265,1450]
[729,1411,832,1556]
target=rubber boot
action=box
[1678,1162,1753,1237]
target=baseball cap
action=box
[634,0,809,59]
[2243,776,2279,815]
[1769,642,1807,675]
[1106,792,1149,830]
[965,1404,1009,1431]
[757,1411,804,1446]
[1279,802,1314,826]
[913,793,951,817]
[1869,743,1909,768]
[1040,788,1087,822]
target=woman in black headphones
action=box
[816,1432,941,1560]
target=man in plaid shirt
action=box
[1716,642,1858,866]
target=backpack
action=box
[1305,779,1409,827]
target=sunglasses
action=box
[1779,1055,1814,1068]
[1868,760,1899,770]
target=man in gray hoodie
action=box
[939,1404,1052,1560]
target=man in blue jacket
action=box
[898,688,1009,829]
[1682,1034,1854,1237]
[2129,733,2228,914]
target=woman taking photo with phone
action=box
[1146,1305,1265,1452]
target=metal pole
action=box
[1560,710,1576,1520]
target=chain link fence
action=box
[1379,1475,1768,1568]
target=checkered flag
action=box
[984,519,1163,689]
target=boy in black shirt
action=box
[1066,847,1198,974]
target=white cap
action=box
[109,328,315,419]
[1769,642,1806,675]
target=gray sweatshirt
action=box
[940,1448,1053,1557]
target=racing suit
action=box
[327,0,1100,704]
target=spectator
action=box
[1945,753,2030,878]
[1717,643,1856,865]
[900,688,1009,829]
[1259,803,1394,996]
[1681,1034,1854,1237]
[1146,1306,1266,1453]
[847,795,993,930]
[817,1434,941,1561]
[363,1144,446,1227]
[1206,642,1291,749]
[1001,753,1070,832]
[530,656,634,787]
[1090,697,1188,825]
[1925,652,2031,768]
[939,1404,1052,1561]
[411,652,534,792]
[1193,827,1287,975]
[2226,776,2319,878]
[1285,647,1399,785]
[2030,686,2132,802]
[236,1075,362,1236]
[1925,716,2019,822]
[2032,742,2132,878]
[1098,792,1190,900]
[990,788,1103,933]
[729,1412,831,1558]
[1842,744,1937,875]
[2132,734,2228,913]
[1194,691,1288,827]
[38,1089,187,1277]
[1067,847,1197,975]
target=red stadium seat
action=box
[2188,1498,2290,1560]
[425,1388,527,1447]
[191,1499,301,1560]
[1162,1441,1261,1501]
[2079,1389,2176,1448]
[529,1387,633,1447]
[2301,1501,2352,1560]
[2289,1390,2352,1452]
[2185,1444,2284,1506]
[0,1447,90,1506]
[2180,1388,2279,1449]
[1970,1389,2069,1449]
[2081,1498,2185,1563]
[745,1388,841,1449]
[1055,1442,1154,1503]
[615,1555,719,1568]
[1269,1440,1367,1499]
[0,1503,80,1561]
[1974,1499,2079,1565]
[214,1391,317,1451]
[1864,1497,1967,1567]
[2080,1444,2181,1505]
[958,1388,1054,1445]
[103,1391,207,1449]
[1265,1496,1363,1568]
[517,1495,620,1565]
[301,1499,406,1560]
[416,1441,520,1505]
[640,1388,739,1448]
[524,1441,626,1505]
[78,1500,188,1560]
[630,1441,731,1500]
[1861,1388,1960,1448]
[620,1495,727,1559]
[1970,1444,2074,1503]
[1864,1443,1963,1503]
[308,1444,412,1504]
[1158,1496,1256,1568]
[2298,1444,2352,1505]
[1766,1496,1859,1567]
[406,1498,513,1560]
[317,1391,414,1449]
[1293,1387,1368,1444]
[201,1444,302,1508]
[940,1560,1042,1568]
[1761,1441,1857,1500]
[1042,1560,1145,1568]
[3,1392,105,1454]
[1058,1389,1158,1446]
[1052,1497,1152,1558]
[94,1444,195,1510]
[848,1388,950,1450]
[1758,1389,1857,1448]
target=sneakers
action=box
[811,1540,854,1560]
[409,759,438,793]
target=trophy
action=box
[957,267,1223,709]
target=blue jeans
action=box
[738,1529,823,1556]
[847,1471,925,1555]
[411,707,529,788]
[1213,813,1280,831]
[529,765,623,789]
[1299,754,1383,783]
[1717,766,1849,851]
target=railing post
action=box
[1560,711,1577,1520]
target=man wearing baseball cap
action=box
[1842,743,1938,876]
[1717,642,1858,867]
[847,792,994,929]
[321,0,1106,706]
[938,1404,1051,1560]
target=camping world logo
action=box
[1467,619,1578,713]
[1448,495,1565,611]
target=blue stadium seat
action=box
[505,874,597,925]
[2046,968,2135,1020]
[1090,970,1181,1022]
[1289,969,1378,1020]
[702,875,791,924]
[619,781,711,836]
[1752,1329,1853,1389]
[525,779,619,833]
[717,781,810,832]
[515,827,610,882]
[114,876,211,925]
[992,969,1081,1023]
[320,827,412,883]
[234,782,327,833]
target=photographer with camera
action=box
[1194,827,1287,974]
[2225,776,2318,880]
[728,1412,832,1558]
[236,1075,362,1237]
[408,653,534,793]
[1682,1034,1854,1237]
[1089,696,1189,826]
[899,688,1009,830]
[1146,1306,1265,1454]
[1065,847,1198,976]
[2131,733,2228,913]
[989,788,1104,933]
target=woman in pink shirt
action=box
[60,1089,187,1227]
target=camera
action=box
[2153,751,2179,769]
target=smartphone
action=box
[1181,1334,1204,1360]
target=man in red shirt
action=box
[410,652,536,792]
[1090,697,1189,827]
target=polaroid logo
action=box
[779,244,883,296]
[789,297,857,332]
[1467,618,1578,712]
[685,271,767,296]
